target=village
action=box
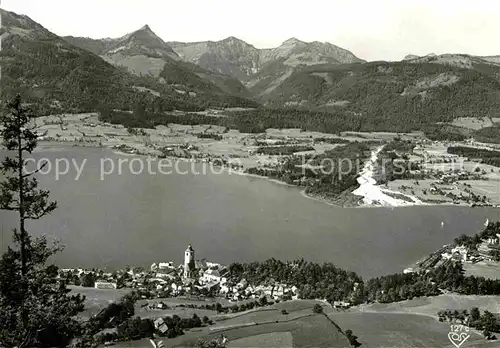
[375,136,500,207]
[405,220,500,277]
[58,244,354,312]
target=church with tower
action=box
[182,244,222,283]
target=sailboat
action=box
[485,218,489,227]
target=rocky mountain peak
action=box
[222,36,239,42]
[403,54,419,60]
[281,37,304,46]
[138,24,152,32]
[103,24,179,60]
[127,24,162,42]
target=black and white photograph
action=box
[1,0,500,347]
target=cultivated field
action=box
[113,300,344,348]
[212,308,313,329]
[328,312,483,348]
[197,315,349,348]
[451,117,494,130]
[463,260,500,280]
[355,294,500,317]
[113,340,153,348]
[227,332,293,348]
[69,285,132,318]
[136,306,216,320]
[31,113,382,171]
[108,297,500,347]
[339,131,424,141]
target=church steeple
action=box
[183,244,195,279]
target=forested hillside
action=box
[263,61,500,131]
[0,9,258,116]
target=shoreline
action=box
[32,141,499,210]
[299,190,346,208]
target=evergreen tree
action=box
[0,95,85,347]
[345,329,362,347]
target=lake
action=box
[0,147,499,279]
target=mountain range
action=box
[64,27,365,98]
[167,36,364,95]
[0,9,257,116]
[2,8,500,136]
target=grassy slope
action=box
[112,300,350,348]
[159,61,257,106]
[356,294,500,317]
[69,286,133,319]
[170,60,253,98]
[328,312,483,348]
[96,295,499,347]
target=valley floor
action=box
[23,112,500,209]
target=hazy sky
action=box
[2,0,500,61]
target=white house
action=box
[154,318,168,334]
[236,279,248,289]
[451,245,469,262]
[94,281,117,289]
[171,283,183,295]
[201,269,223,283]
[206,261,221,268]
[333,301,351,309]
[244,286,255,295]
[155,268,177,280]
[220,283,231,294]
[159,262,175,269]
[151,278,168,284]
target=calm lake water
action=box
[0,147,499,279]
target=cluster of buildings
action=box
[60,244,301,303]
[441,245,475,263]
[441,232,500,265]
[409,228,500,274]
[152,245,300,302]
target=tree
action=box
[483,329,492,340]
[470,307,480,322]
[489,249,500,262]
[81,272,96,288]
[345,329,362,347]
[192,313,202,327]
[259,296,268,306]
[313,304,323,314]
[195,334,227,348]
[0,95,85,347]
